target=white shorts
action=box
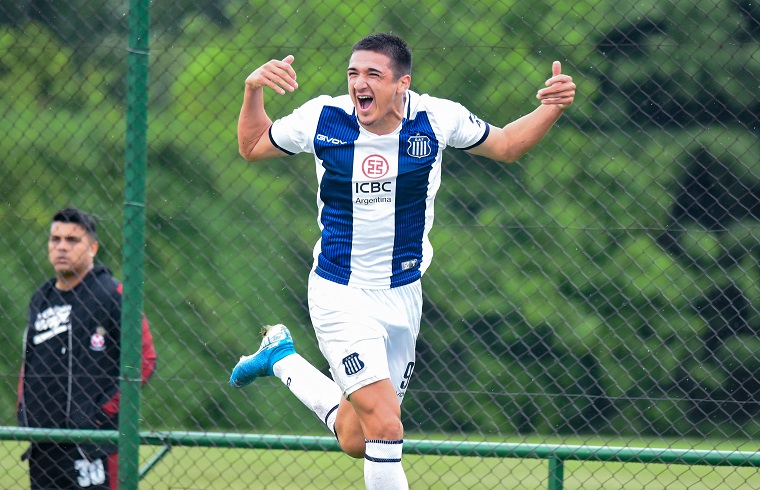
[307,270,422,402]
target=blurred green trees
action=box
[1,0,759,440]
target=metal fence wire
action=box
[1,0,760,488]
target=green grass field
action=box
[2,438,758,489]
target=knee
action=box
[371,417,404,441]
[337,418,405,459]
[338,436,366,459]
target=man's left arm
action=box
[469,61,575,163]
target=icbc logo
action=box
[361,154,389,179]
[355,181,392,193]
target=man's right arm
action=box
[467,61,575,164]
[238,55,299,162]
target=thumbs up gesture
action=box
[536,61,575,110]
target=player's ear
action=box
[397,74,411,93]
[89,240,99,257]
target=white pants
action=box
[307,270,422,401]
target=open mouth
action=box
[357,95,373,111]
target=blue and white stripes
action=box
[270,90,489,289]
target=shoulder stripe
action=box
[460,123,491,151]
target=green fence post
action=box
[119,0,150,487]
[548,456,564,490]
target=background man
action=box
[18,208,157,489]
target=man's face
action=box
[347,50,410,135]
[48,222,97,279]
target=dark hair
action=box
[52,208,97,239]
[352,32,412,78]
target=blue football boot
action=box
[230,324,295,388]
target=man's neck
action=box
[55,268,91,291]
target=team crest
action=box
[342,352,365,376]
[90,327,107,351]
[407,135,431,159]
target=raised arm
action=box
[469,61,576,163]
[237,55,299,162]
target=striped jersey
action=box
[269,89,490,289]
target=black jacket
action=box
[18,265,156,453]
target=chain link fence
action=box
[1,0,759,488]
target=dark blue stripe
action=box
[323,404,339,428]
[391,112,438,288]
[365,455,402,463]
[313,106,360,285]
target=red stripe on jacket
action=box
[101,283,157,417]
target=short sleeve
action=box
[269,95,333,155]
[441,99,490,150]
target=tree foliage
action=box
[1,0,759,440]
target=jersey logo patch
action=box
[33,305,72,345]
[361,154,389,179]
[469,113,483,127]
[342,352,365,376]
[407,135,431,159]
[401,259,418,271]
[89,326,107,351]
[316,134,347,145]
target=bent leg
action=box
[335,379,408,489]
[334,378,403,457]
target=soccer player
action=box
[231,33,575,489]
[18,208,157,490]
